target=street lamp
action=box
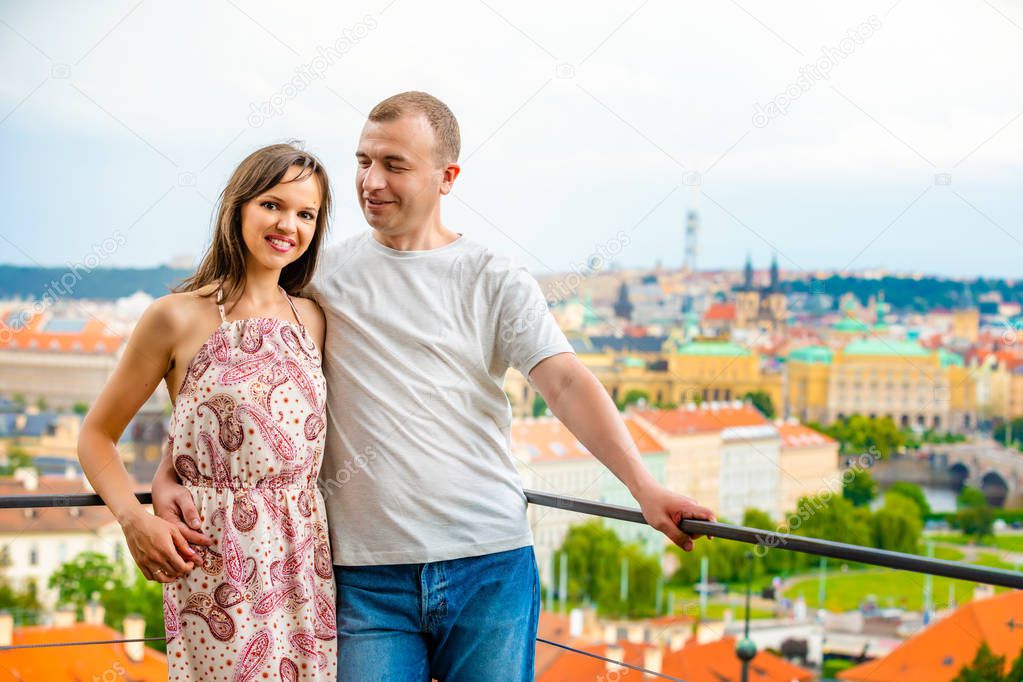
[735,551,757,682]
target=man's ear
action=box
[439,163,461,195]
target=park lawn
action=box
[930,533,1023,553]
[931,545,965,561]
[783,569,1006,612]
[675,599,775,621]
[974,552,1017,570]
[929,533,970,546]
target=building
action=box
[0,472,140,607]
[666,340,782,409]
[776,420,840,513]
[734,254,787,334]
[629,404,840,527]
[0,608,166,680]
[785,339,976,431]
[701,302,736,337]
[0,312,125,410]
[511,416,668,578]
[786,345,834,423]
[571,338,782,411]
[838,589,1023,681]
[633,403,783,523]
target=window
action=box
[28,545,38,566]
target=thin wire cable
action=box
[537,637,687,681]
[2,632,689,682]
[0,636,166,651]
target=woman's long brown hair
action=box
[174,143,332,305]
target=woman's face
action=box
[240,165,322,272]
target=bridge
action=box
[931,439,1023,508]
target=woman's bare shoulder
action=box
[140,290,216,336]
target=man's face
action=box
[355,114,456,235]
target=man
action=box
[154,91,713,681]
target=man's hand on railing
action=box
[634,483,715,552]
[151,457,213,553]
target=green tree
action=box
[0,578,42,616]
[993,417,1023,446]
[532,394,548,417]
[956,486,994,539]
[72,402,89,416]
[742,508,790,575]
[1006,648,1023,682]
[0,446,33,476]
[743,391,775,418]
[843,468,878,507]
[871,493,922,555]
[618,389,651,410]
[11,393,25,410]
[669,530,750,585]
[102,568,167,653]
[823,415,904,458]
[951,642,1005,682]
[887,482,931,520]
[556,521,622,606]
[34,396,47,411]
[789,494,871,571]
[554,521,662,617]
[48,552,123,614]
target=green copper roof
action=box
[675,341,752,357]
[939,349,964,367]
[832,317,870,332]
[788,345,833,364]
[843,339,930,357]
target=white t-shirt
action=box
[306,231,574,566]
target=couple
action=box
[78,91,714,681]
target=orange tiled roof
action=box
[777,422,835,449]
[535,612,573,676]
[512,417,666,462]
[633,404,769,436]
[838,590,1023,682]
[0,623,166,680]
[703,303,736,322]
[663,636,815,682]
[538,636,813,682]
[0,311,123,354]
[538,641,652,682]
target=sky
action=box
[0,0,1021,279]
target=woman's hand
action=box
[120,507,196,583]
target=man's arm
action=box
[152,443,212,546]
[529,352,714,551]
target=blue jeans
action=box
[334,546,540,681]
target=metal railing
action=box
[0,489,1020,681]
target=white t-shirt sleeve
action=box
[493,264,574,376]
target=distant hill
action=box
[0,265,192,300]
[783,275,1023,313]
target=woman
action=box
[78,143,336,681]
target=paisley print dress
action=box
[163,290,336,681]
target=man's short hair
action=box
[368,91,460,166]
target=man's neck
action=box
[373,221,459,252]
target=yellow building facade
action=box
[785,340,976,431]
